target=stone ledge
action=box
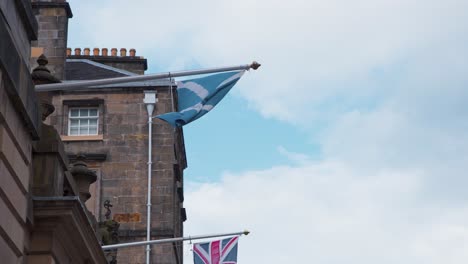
[68,153,107,161]
[63,98,104,106]
[61,135,104,141]
[30,196,107,263]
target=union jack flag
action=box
[193,236,239,264]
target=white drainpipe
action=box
[143,91,157,264]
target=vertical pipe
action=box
[144,92,157,264]
[146,114,152,264]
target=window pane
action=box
[80,127,88,135]
[70,109,79,117]
[70,127,79,135]
[89,119,98,126]
[70,119,79,127]
[89,109,98,116]
[79,109,88,117]
[89,127,98,135]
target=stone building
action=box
[0,0,40,261]
[46,50,188,263]
[1,0,187,263]
[29,1,188,263]
[1,0,107,263]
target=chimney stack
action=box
[30,0,73,80]
[65,47,147,74]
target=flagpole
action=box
[102,230,250,250]
[35,61,261,92]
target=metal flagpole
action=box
[102,230,250,250]
[35,61,261,92]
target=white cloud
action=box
[184,161,468,263]
[277,145,311,165]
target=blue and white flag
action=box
[193,236,239,264]
[156,70,245,127]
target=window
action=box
[61,99,104,141]
[68,107,99,136]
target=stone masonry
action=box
[31,0,73,80]
[48,85,187,263]
[0,0,39,262]
[1,1,106,263]
[29,0,188,262]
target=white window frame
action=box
[68,107,99,136]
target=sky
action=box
[67,0,468,263]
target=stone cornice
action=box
[32,196,107,263]
[68,153,108,161]
[31,2,73,18]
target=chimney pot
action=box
[66,48,71,56]
[120,48,127,57]
[102,48,108,56]
[129,48,136,57]
[74,48,81,55]
[111,48,118,56]
[93,48,100,56]
[84,48,90,56]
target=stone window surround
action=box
[61,99,104,141]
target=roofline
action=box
[62,59,174,89]
[66,59,138,76]
[67,55,148,71]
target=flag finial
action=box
[250,61,261,70]
[243,230,250,235]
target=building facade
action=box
[1,0,107,263]
[0,1,187,262]
[0,0,40,262]
[48,53,188,263]
[29,1,188,263]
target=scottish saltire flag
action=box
[156,70,245,127]
[193,236,239,264]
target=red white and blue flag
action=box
[193,236,239,264]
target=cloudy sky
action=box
[68,0,468,263]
